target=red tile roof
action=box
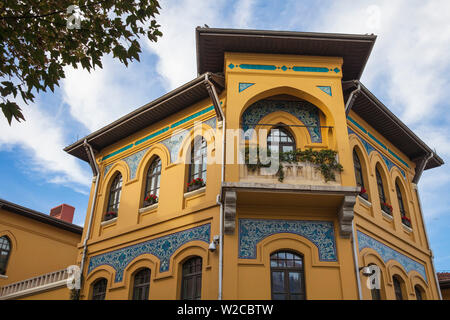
[437,272,450,281]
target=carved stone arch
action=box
[350,136,372,201]
[135,145,170,207]
[252,111,312,149]
[84,265,115,298]
[0,230,17,253]
[239,86,335,128]
[177,123,217,166]
[410,272,429,299]
[360,248,389,299]
[386,260,410,289]
[101,162,128,195]
[258,233,316,266]
[170,242,210,300]
[123,254,157,298]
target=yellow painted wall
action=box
[348,112,440,299]
[0,208,81,287]
[18,286,71,300]
[72,51,439,300]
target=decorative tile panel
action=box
[123,147,150,179]
[238,219,337,261]
[239,82,255,93]
[241,100,322,142]
[161,129,190,163]
[348,127,406,179]
[88,224,211,282]
[357,231,427,282]
[317,86,332,96]
[228,64,340,74]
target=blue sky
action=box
[0,1,449,271]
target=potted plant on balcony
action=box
[358,187,369,201]
[144,193,158,207]
[381,202,393,215]
[104,211,117,221]
[401,215,412,228]
[187,178,205,192]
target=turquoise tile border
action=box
[228,63,340,74]
[317,86,332,96]
[347,116,409,168]
[357,231,427,282]
[101,105,216,161]
[348,127,407,179]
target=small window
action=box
[376,167,386,204]
[414,285,424,300]
[181,257,202,300]
[396,180,411,227]
[393,276,404,300]
[144,157,161,206]
[0,236,11,275]
[132,268,151,300]
[105,173,122,220]
[353,149,368,201]
[270,251,305,300]
[267,126,296,154]
[187,137,207,192]
[92,278,107,300]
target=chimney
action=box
[50,204,75,224]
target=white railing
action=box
[240,161,341,186]
[0,269,68,300]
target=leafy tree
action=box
[0,0,162,124]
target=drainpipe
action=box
[413,152,434,184]
[351,220,363,300]
[345,80,361,116]
[79,139,100,297]
[204,74,225,300]
[412,152,442,300]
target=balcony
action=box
[0,269,69,300]
[240,161,341,186]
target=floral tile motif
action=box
[317,86,332,96]
[103,163,114,178]
[88,224,211,282]
[161,129,190,163]
[238,219,337,261]
[357,231,427,282]
[124,147,150,179]
[348,128,406,179]
[241,100,322,143]
[239,82,255,93]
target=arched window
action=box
[414,285,425,300]
[187,137,207,191]
[376,167,390,214]
[181,257,202,300]
[396,180,410,227]
[267,126,296,154]
[270,251,305,300]
[368,263,382,300]
[144,157,161,206]
[0,236,11,275]
[393,276,404,300]
[105,173,122,220]
[132,268,151,300]
[91,278,107,300]
[353,149,368,200]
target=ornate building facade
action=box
[10,27,443,300]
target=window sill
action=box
[357,195,372,207]
[381,210,393,221]
[184,186,206,198]
[101,217,117,226]
[139,203,158,214]
[0,274,8,279]
[402,223,413,233]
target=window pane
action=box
[289,272,301,293]
[272,293,286,300]
[271,271,285,293]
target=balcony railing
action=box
[0,268,68,300]
[240,161,341,186]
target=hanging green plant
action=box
[244,146,343,182]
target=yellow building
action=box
[58,28,443,300]
[0,199,82,300]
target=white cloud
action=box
[144,0,226,89]
[62,56,162,132]
[0,101,91,193]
